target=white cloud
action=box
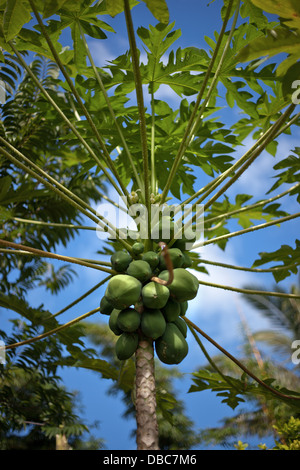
[154,83,182,106]
[88,40,116,67]
[186,244,272,352]
[88,34,130,67]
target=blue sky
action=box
[2,0,300,450]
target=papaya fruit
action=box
[155,323,188,364]
[141,308,166,340]
[117,307,141,332]
[151,215,176,243]
[159,268,199,302]
[99,295,114,316]
[158,248,184,271]
[132,242,144,255]
[179,300,188,316]
[126,260,152,282]
[105,274,142,309]
[109,309,123,335]
[142,251,159,270]
[115,332,139,360]
[161,297,181,322]
[111,251,132,272]
[181,252,192,268]
[142,281,170,309]
[172,316,187,338]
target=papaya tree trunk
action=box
[135,335,160,450]
[56,433,71,450]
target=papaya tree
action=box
[1,0,300,450]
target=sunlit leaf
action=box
[42,0,70,18]
[3,0,31,41]
[141,0,169,24]
[236,27,300,75]
[252,240,300,282]
[250,0,300,29]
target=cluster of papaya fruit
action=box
[99,217,199,365]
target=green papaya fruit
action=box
[172,316,187,338]
[109,309,123,335]
[132,242,145,255]
[179,300,188,316]
[151,216,176,243]
[161,297,181,322]
[105,274,142,309]
[158,248,184,271]
[142,281,170,309]
[115,332,139,360]
[181,252,192,268]
[159,268,199,302]
[155,323,188,364]
[126,260,152,282]
[111,251,132,272]
[99,296,114,315]
[142,251,159,270]
[141,308,166,340]
[117,307,141,332]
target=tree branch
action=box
[197,277,300,299]
[0,239,116,275]
[4,307,101,351]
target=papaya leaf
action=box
[42,0,70,18]
[221,78,260,119]
[240,0,269,27]
[105,0,125,17]
[71,21,87,73]
[190,369,300,412]
[78,19,108,40]
[146,46,208,96]
[268,148,300,199]
[2,0,32,41]
[188,369,245,410]
[0,175,12,201]
[141,0,169,24]
[137,21,181,64]
[250,0,300,30]
[105,0,138,17]
[0,205,13,223]
[252,240,300,282]
[236,27,300,76]
[278,52,300,80]
[15,27,73,64]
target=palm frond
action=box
[38,264,78,295]
[242,284,300,337]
